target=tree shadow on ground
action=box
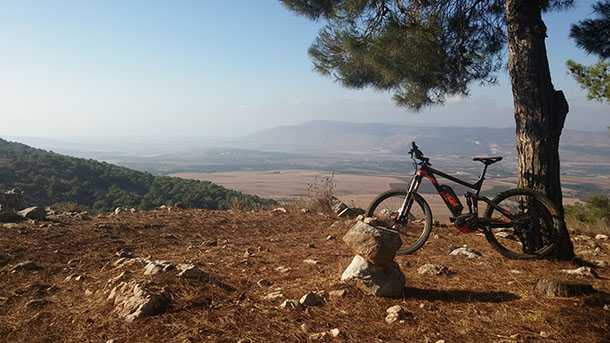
[404,287,520,303]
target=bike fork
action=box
[396,175,422,226]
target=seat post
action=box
[477,164,489,193]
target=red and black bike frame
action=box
[398,161,513,230]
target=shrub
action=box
[565,195,610,235]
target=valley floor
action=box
[0,209,608,342]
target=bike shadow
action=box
[404,287,520,303]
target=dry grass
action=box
[0,209,609,342]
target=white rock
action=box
[329,328,341,337]
[299,292,325,306]
[417,263,450,276]
[279,299,302,310]
[272,207,287,213]
[263,291,283,301]
[449,245,482,259]
[595,234,608,240]
[309,332,327,340]
[107,280,170,322]
[385,305,408,324]
[560,266,595,278]
[143,260,175,275]
[341,255,405,298]
[274,266,291,273]
[177,264,208,280]
[303,259,319,265]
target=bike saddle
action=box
[473,156,503,165]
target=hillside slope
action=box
[0,138,273,212]
[0,209,608,342]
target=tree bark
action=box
[505,0,574,259]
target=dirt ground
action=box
[0,209,609,342]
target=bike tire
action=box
[484,188,561,260]
[366,191,433,255]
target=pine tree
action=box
[567,0,610,102]
[282,0,576,259]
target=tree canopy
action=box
[567,0,609,102]
[282,0,574,110]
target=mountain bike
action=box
[367,142,563,259]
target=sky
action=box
[0,0,607,142]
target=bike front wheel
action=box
[484,188,561,260]
[366,191,433,255]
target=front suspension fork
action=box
[396,175,422,225]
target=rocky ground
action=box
[0,208,609,342]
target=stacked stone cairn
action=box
[341,218,405,298]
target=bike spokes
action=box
[371,194,428,249]
[487,193,556,257]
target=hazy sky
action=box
[0,0,607,142]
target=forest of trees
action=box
[0,139,275,212]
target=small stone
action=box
[116,249,133,258]
[604,304,609,311]
[272,207,287,214]
[300,208,311,214]
[108,280,170,322]
[328,289,347,298]
[540,331,550,338]
[509,269,523,274]
[535,278,595,297]
[329,328,340,337]
[595,234,608,240]
[308,332,327,340]
[449,245,482,259]
[279,299,303,310]
[591,260,608,268]
[263,291,283,301]
[303,259,319,265]
[417,263,451,276]
[435,340,446,343]
[560,266,596,278]
[114,207,122,215]
[143,260,175,275]
[17,207,46,220]
[385,305,409,323]
[326,235,336,241]
[299,292,325,307]
[274,266,290,273]
[177,264,208,281]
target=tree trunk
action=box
[505,0,574,260]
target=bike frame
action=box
[399,161,513,228]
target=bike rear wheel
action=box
[484,188,561,259]
[366,191,432,255]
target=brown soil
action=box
[0,209,609,342]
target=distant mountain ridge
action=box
[240,120,609,158]
[0,138,274,212]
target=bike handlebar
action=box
[409,142,429,164]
